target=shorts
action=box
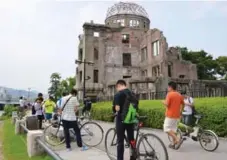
[163,117,179,133]
[45,113,52,120]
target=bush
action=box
[91,97,227,137]
[3,105,18,117]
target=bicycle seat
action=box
[137,116,148,121]
[194,114,203,119]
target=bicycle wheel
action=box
[199,130,219,152]
[105,128,117,160]
[43,123,65,146]
[80,121,104,147]
[167,128,182,143]
[137,133,169,160]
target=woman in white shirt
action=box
[181,91,194,126]
[34,97,44,129]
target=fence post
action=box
[27,130,44,157]
[11,111,18,125]
[15,119,26,135]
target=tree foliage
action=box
[216,56,227,80]
[48,73,76,101]
[177,47,227,80]
[48,72,62,101]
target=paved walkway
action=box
[53,120,227,160]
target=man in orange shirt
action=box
[162,81,184,149]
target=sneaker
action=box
[81,145,88,151]
[66,148,72,152]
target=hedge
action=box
[91,97,227,137]
[3,105,18,117]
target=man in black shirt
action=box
[113,80,137,160]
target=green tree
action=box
[48,72,62,101]
[177,47,218,80]
[216,56,227,80]
[60,76,76,94]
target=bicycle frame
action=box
[134,122,156,157]
[178,115,203,139]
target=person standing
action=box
[57,92,68,109]
[34,97,44,129]
[181,91,194,126]
[113,80,139,160]
[162,81,184,150]
[58,88,83,151]
[19,96,25,111]
[82,97,92,116]
[32,93,43,115]
[43,95,56,123]
[18,96,26,118]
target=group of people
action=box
[20,79,194,159]
[162,82,195,150]
[112,80,195,160]
[32,93,56,129]
[32,89,92,151]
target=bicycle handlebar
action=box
[112,112,147,120]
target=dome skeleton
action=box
[106,2,149,19]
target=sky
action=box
[0,0,226,93]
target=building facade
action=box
[75,2,199,100]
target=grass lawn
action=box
[0,119,52,160]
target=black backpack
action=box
[121,91,139,123]
[32,104,36,115]
[188,97,196,115]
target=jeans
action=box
[116,118,134,160]
[62,120,82,149]
[37,115,43,129]
[182,114,193,126]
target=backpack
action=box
[32,103,36,115]
[122,91,139,124]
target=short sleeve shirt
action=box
[165,91,184,119]
[60,95,80,121]
[34,102,43,116]
[44,100,56,113]
[183,97,194,115]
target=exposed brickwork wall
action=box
[75,14,199,100]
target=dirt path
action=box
[0,121,4,160]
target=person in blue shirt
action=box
[57,92,68,109]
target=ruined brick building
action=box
[75,2,227,100]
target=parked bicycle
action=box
[105,114,169,160]
[43,115,104,147]
[168,114,219,152]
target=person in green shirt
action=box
[43,95,56,123]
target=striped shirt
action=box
[60,95,80,121]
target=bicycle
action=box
[168,114,219,152]
[43,115,104,147]
[105,114,169,160]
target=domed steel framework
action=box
[106,2,149,19]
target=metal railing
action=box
[19,123,63,160]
